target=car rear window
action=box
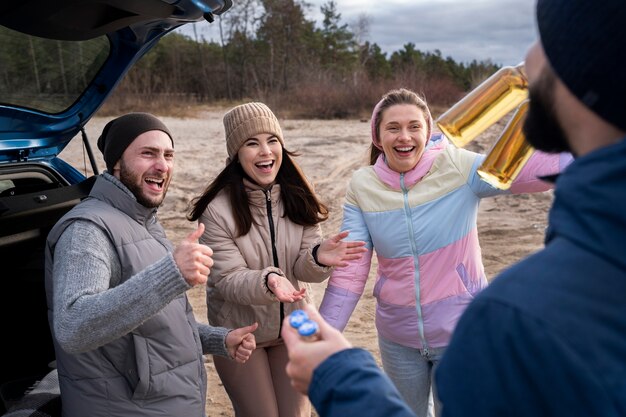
[0,26,109,114]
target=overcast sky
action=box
[180,0,538,66]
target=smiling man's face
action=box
[114,130,174,208]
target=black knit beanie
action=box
[537,0,626,130]
[97,113,174,172]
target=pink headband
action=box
[370,98,386,150]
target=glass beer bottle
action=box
[436,62,528,148]
[476,100,533,190]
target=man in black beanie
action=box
[97,112,174,173]
[275,1,626,417]
[45,113,258,416]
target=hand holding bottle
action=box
[288,309,320,341]
[282,305,352,394]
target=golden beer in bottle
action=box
[477,100,533,190]
[436,62,528,148]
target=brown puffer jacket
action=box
[199,180,332,344]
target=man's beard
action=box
[119,161,168,208]
[523,68,572,155]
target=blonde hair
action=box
[369,88,433,165]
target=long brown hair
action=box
[369,88,433,165]
[187,148,329,237]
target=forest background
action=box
[101,0,501,118]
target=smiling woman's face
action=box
[237,133,283,187]
[376,104,429,173]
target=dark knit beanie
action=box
[97,113,174,172]
[537,0,626,130]
[223,102,284,161]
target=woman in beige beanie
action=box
[187,102,366,417]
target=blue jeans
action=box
[378,335,445,417]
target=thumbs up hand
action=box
[226,322,258,363]
[173,223,214,286]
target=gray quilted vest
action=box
[45,175,206,417]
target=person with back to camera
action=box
[281,1,626,416]
[44,113,258,417]
[317,87,571,416]
[435,0,626,415]
[186,102,367,417]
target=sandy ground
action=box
[60,107,554,416]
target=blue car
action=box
[0,1,231,413]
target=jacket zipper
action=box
[400,173,429,354]
[265,188,284,337]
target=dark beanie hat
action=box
[97,113,174,172]
[537,0,626,130]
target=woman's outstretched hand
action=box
[267,273,307,302]
[316,230,367,267]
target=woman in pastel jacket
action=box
[318,88,571,417]
[187,102,366,417]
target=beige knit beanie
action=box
[223,102,284,160]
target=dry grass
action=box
[97,74,465,121]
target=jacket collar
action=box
[243,178,281,208]
[89,172,158,224]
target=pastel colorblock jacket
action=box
[319,133,570,350]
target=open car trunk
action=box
[0,169,95,413]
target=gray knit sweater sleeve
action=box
[198,324,230,357]
[53,220,192,353]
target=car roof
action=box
[0,0,231,163]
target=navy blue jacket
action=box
[309,348,414,417]
[436,137,626,416]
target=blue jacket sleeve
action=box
[309,348,415,417]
